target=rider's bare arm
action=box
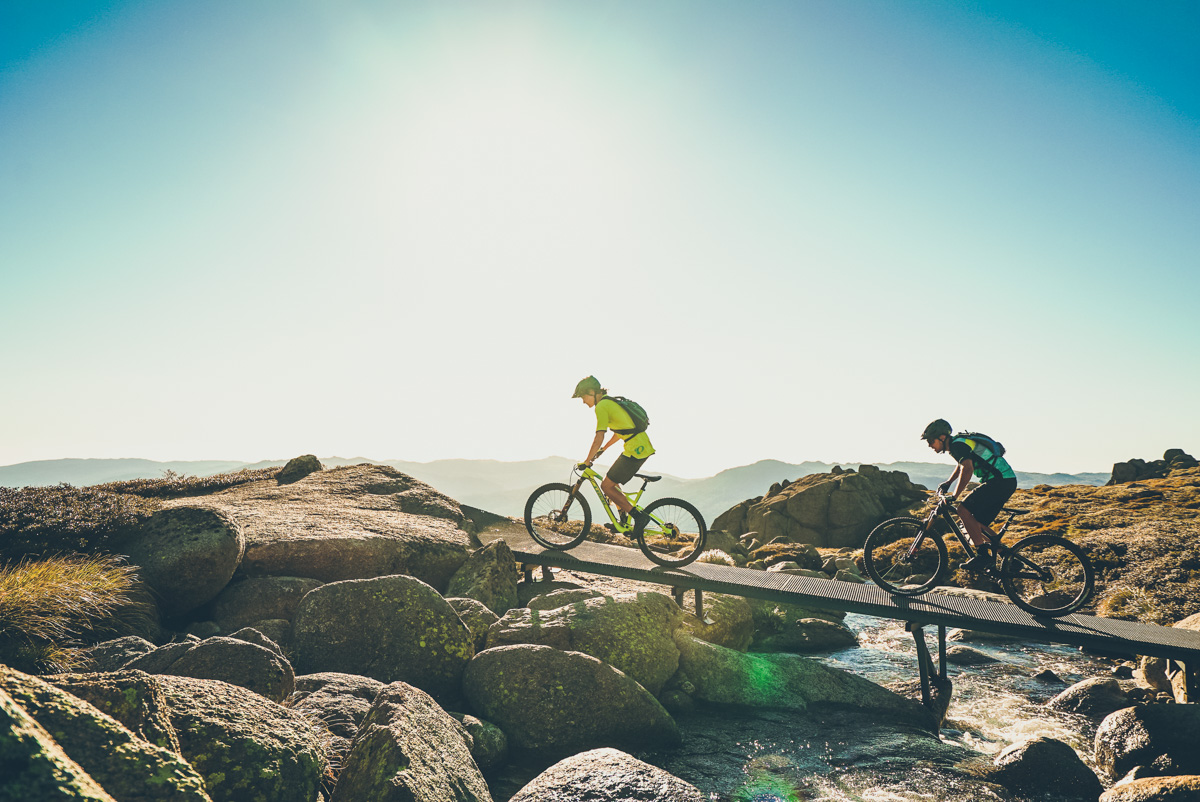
[584,431,605,464]
[952,459,972,498]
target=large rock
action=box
[166,465,471,591]
[463,644,680,758]
[679,592,754,651]
[82,635,156,672]
[453,714,508,773]
[1,666,212,802]
[1109,450,1198,485]
[208,576,323,631]
[671,632,929,725]
[289,672,385,767]
[277,454,322,484]
[113,506,245,618]
[0,686,118,802]
[125,641,197,674]
[331,681,492,802]
[165,636,295,703]
[989,736,1103,799]
[44,670,181,754]
[1095,704,1200,780]
[291,574,475,704]
[1101,776,1200,801]
[486,592,683,694]
[1047,676,1131,719]
[747,599,855,653]
[446,540,519,615]
[508,747,705,802]
[1171,613,1200,703]
[154,674,327,802]
[525,588,604,611]
[447,597,500,653]
[712,466,925,548]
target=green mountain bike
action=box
[862,491,1094,617]
[523,457,707,567]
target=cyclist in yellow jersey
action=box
[572,376,655,526]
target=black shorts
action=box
[607,454,648,485]
[961,478,1018,526]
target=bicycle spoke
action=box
[863,518,947,595]
[524,483,590,549]
[1001,535,1093,616]
[638,499,705,567]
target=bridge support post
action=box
[1166,660,1197,703]
[907,623,948,713]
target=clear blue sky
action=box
[2,1,1197,477]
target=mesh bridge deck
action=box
[501,528,1200,666]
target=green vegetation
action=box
[0,484,159,560]
[93,467,277,499]
[0,555,148,673]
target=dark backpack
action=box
[952,432,1006,478]
[608,396,650,436]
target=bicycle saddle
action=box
[635,473,661,482]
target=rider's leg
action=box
[601,476,633,515]
[956,504,991,547]
[604,455,648,523]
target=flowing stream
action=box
[490,612,1114,801]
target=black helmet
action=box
[921,419,952,442]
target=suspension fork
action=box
[558,476,588,517]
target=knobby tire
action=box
[524,482,591,550]
[863,516,947,596]
[635,497,706,567]
[1000,534,1094,617]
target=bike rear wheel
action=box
[1000,534,1094,617]
[524,483,591,550]
[862,517,947,595]
[635,497,706,567]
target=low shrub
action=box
[0,555,148,673]
[0,484,159,560]
[93,467,278,499]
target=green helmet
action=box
[921,419,952,442]
[572,376,601,398]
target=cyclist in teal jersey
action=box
[921,419,1018,571]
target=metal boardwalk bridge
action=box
[491,525,1200,707]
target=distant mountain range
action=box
[0,456,1110,523]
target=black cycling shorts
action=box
[961,478,1018,526]
[607,454,648,485]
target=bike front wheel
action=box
[862,517,947,595]
[1000,534,1094,617]
[635,498,706,567]
[524,483,591,550]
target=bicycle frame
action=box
[561,464,653,532]
[910,494,1014,563]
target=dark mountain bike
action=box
[862,491,1094,617]
[523,454,706,567]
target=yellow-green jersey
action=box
[594,396,655,460]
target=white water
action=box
[826,613,1105,769]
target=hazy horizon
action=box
[3,2,1197,477]
[0,451,1116,483]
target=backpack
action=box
[608,396,650,436]
[952,431,1006,478]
